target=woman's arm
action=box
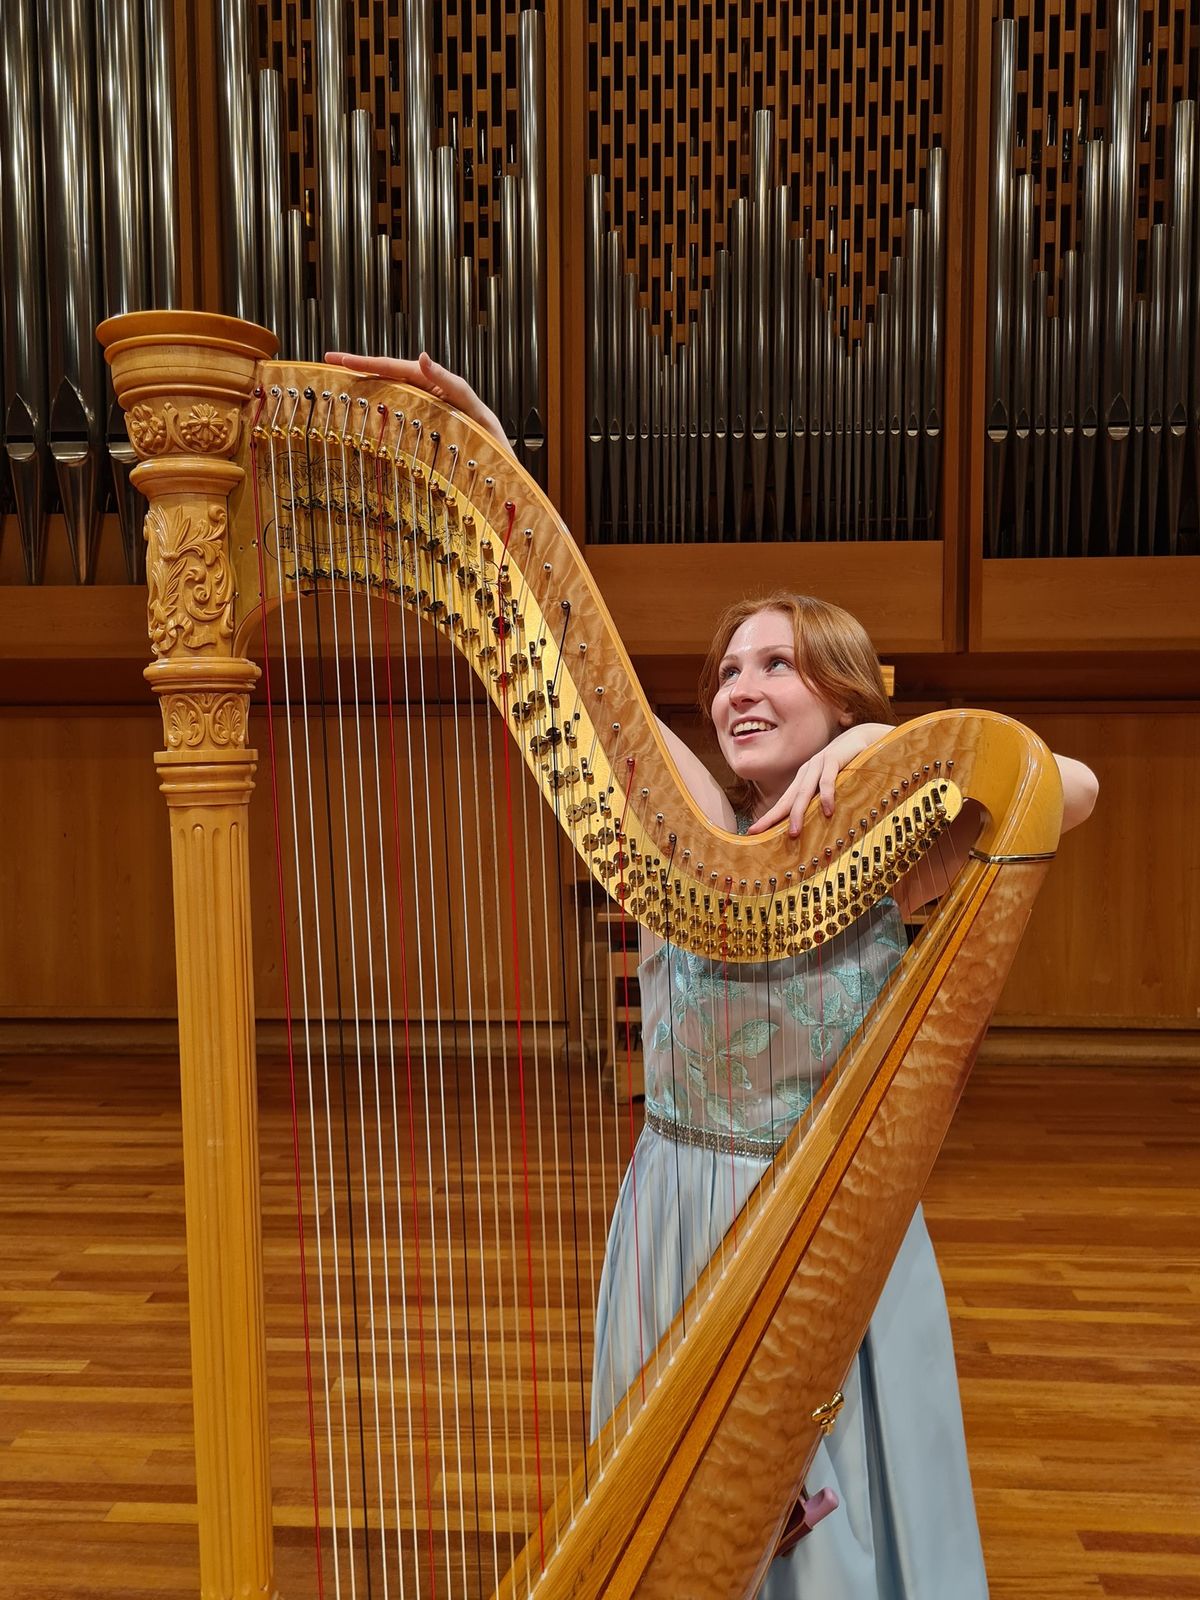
[324,350,515,458]
[654,718,738,831]
[748,725,1098,838]
[748,725,1099,915]
[1056,753,1100,832]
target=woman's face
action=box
[710,608,849,813]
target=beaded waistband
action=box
[645,1108,784,1161]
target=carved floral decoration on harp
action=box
[161,692,249,751]
[126,400,242,458]
[145,501,236,658]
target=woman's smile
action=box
[710,609,848,810]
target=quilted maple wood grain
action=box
[635,865,1047,1599]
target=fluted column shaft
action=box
[99,311,281,1600]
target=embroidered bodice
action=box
[638,897,907,1146]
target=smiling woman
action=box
[593,587,1099,1597]
[702,594,895,822]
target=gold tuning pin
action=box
[810,1391,845,1437]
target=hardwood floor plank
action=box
[0,1052,1195,1598]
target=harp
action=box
[99,311,1061,1600]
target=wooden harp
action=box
[99,311,1061,1600]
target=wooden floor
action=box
[0,1050,1196,1599]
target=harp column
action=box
[99,312,281,1600]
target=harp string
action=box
[508,528,577,1538]
[295,388,365,1594]
[313,398,378,1592]
[540,596,596,1507]
[452,473,514,1588]
[363,421,423,1593]
[353,414,423,1588]
[330,400,395,1584]
[371,564,429,1600]
[417,440,479,1593]
[427,444,498,1590]
[397,431,464,1596]
[249,397,329,1600]
[277,393,352,1595]
[472,468,530,1580]
[495,500,548,1572]
[254,375,973,1594]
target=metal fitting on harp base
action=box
[811,1390,846,1436]
[968,847,1058,865]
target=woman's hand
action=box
[746,722,894,836]
[324,349,514,458]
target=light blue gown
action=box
[589,898,988,1599]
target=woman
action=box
[327,350,1100,1597]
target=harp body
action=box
[100,310,1062,1600]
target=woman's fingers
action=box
[325,349,514,454]
[818,753,839,817]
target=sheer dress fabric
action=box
[589,896,988,1600]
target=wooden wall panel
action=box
[661,702,1199,1029]
[986,707,1199,1025]
[1,702,1193,1031]
[0,706,575,1025]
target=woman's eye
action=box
[768,656,791,671]
[719,664,738,682]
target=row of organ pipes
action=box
[988,3,1200,558]
[5,0,1200,574]
[585,111,946,543]
[0,0,178,586]
[0,0,547,586]
[219,0,548,479]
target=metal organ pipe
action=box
[142,0,178,307]
[924,145,945,537]
[97,0,148,582]
[771,184,791,538]
[1103,0,1138,555]
[40,0,105,582]
[518,7,547,467]
[986,18,1016,555]
[585,175,606,537]
[1167,100,1195,554]
[258,70,287,354]
[433,143,458,368]
[402,0,433,356]
[213,0,258,325]
[285,208,306,362]
[0,0,49,582]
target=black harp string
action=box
[336,395,392,1570]
[351,402,412,1561]
[421,433,487,1596]
[401,425,461,1592]
[328,395,392,1572]
[255,388,331,1593]
[476,474,531,1565]
[541,593,593,1506]
[365,408,428,1578]
[659,832,689,1345]
[558,636,619,1453]
[305,384,375,1591]
[505,535,567,1535]
[279,387,348,1581]
[579,707,630,1446]
[459,459,515,1584]
[623,766,672,1391]
[627,774,684,1370]
[384,428,441,1587]
[453,455,509,1589]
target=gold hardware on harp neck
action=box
[811,1391,846,1436]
